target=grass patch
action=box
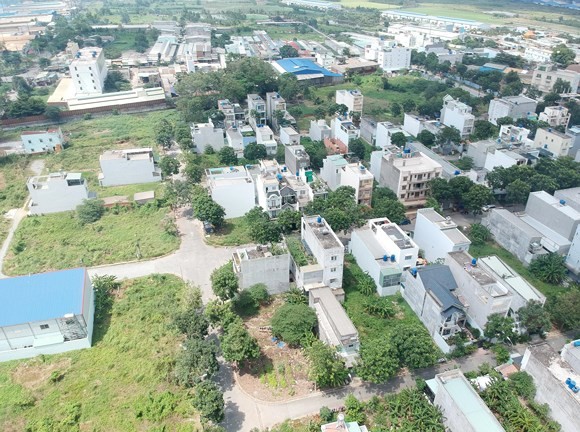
[0,274,198,430]
[204,216,252,246]
[469,241,567,299]
[3,205,179,276]
[0,155,33,244]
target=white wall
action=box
[100,154,161,187]
[211,181,256,219]
[28,176,90,215]
[566,225,580,274]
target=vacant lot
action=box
[0,274,199,431]
[3,205,179,276]
[0,156,33,244]
[205,216,253,247]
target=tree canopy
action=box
[271,303,317,346]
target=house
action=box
[331,117,360,148]
[320,155,373,205]
[265,92,295,130]
[21,128,65,154]
[256,172,282,217]
[403,114,445,139]
[349,218,419,296]
[290,215,344,291]
[402,265,467,353]
[525,191,580,241]
[247,93,267,129]
[226,125,256,157]
[466,139,500,169]
[566,126,580,159]
[0,268,94,362]
[69,47,107,96]
[484,148,527,171]
[206,166,256,219]
[309,119,332,141]
[531,63,580,93]
[309,286,359,365]
[27,172,93,215]
[335,89,363,115]
[426,370,506,432]
[425,44,464,64]
[521,342,580,432]
[440,95,475,138]
[232,244,290,294]
[538,106,571,128]
[285,144,311,176]
[488,95,538,126]
[190,119,225,154]
[376,121,411,149]
[279,126,300,146]
[446,251,513,332]
[413,208,471,263]
[99,148,162,187]
[371,148,443,208]
[218,99,245,128]
[534,128,572,157]
[255,125,277,156]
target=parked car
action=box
[481,204,496,212]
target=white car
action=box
[481,205,496,212]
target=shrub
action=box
[210,262,239,300]
[77,199,105,225]
[134,391,178,421]
[508,371,536,400]
[469,223,491,245]
[491,344,510,364]
[319,406,333,422]
[283,286,307,305]
[271,303,317,346]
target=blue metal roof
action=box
[0,268,88,327]
[275,58,342,77]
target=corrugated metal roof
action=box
[275,58,342,77]
[0,268,87,327]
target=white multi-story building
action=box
[218,99,245,128]
[232,244,290,294]
[531,64,580,93]
[498,124,533,146]
[376,121,411,149]
[488,95,538,126]
[309,119,332,142]
[99,148,161,187]
[335,89,363,116]
[378,46,411,72]
[279,126,300,146]
[69,47,107,96]
[567,224,580,275]
[320,155,373,205]
[349,218,419,296]
[284,144,311,176]
[256,172,282,218]
[534,127,572,157]
[190,119,225,154]
[371,148,442,207]
[247,93,266,129]
[413,208,471,263]
[538,106,571,128]
[255,124,277,155]
[523,45,552,63]
[20,128,65,154]
[483,148,527,171]
[226,125,256,157]
[27,172,92,215]
[440,95,475,138]
[403,114,444,138]
[265,91,295,131]
[206,166,256,219]
[525,190,580,241]
[331,117,360,148]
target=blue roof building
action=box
[0,268,95,362]
[273,58,343,86]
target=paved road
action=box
[89,208,235,302]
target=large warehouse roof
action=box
[0,268,88,327]
[273,58,342,77]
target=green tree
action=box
[243,143,267,161]
[305,340,349,388]
[76,199,105,225]
[92,274,119,322]
[284,287,308,305]
[390,324,438,368]
[390,102,402,117]
[402,99,416,113]
[192,191,225,228]
[357,339,399,383]
[220,321,260,364]
[155,119,173,149]
[468,223,491,245]
[279,44,299,58]
[505,179,531,205]
[278,73,301,102]
[553,78,572,94]
[276,209,301,234]
[191,381,224,424]
[417,130,436,147]
[174,338,219,387]
[344,394,366,424]
[471,120,498,141]
[463,184,494,215]
[271,303,317,346]
[44,106,62,123]
[437,126,461,147]
[518,300,551,336]
[551,44,576,66]
[218,146,238,165]
[390,132,407,147]
[163,180,192,208]
[245,207,282,244]
[529,174,558,194]
[184,163,204,184]
[529,253,567,284]
[349,138,366,160]
[211,261,239,300]
[159,156,180,177]
[484,313,516,343]
[547,285,580,330]
[508,371,536,400]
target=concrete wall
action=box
[0,337,92,362]
[566,226,580,274]
[192,125,225,154]
[526,192,580,241]
[301,219,344,290]
[100,156,161,187]
[239,254,290,294]
[211,181,255,219]
[28,178,90,215]
[413,212,456,262]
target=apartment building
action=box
[99,148,161,187]
[232,244,291,294]
[440,95,475,138]
[20,128,65,154]
[349,218,419,296]
[538,106,571,128]
[206,166,255,219]
[320,155,373,205]
[69,47,107,96]
[534,127,572,157]
[27,172,93,215]
[190,119,225,154]
[531,63,580,93]
[284,144,311,176]
[335,89,363,115]
[488,95,538,126]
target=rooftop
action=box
[528,191,580,220]
[235,244,286,261]
[304,215,343,249]
[354,229,402,269]
[0,268,88,327]
[70,47,102,63]
[501,95,537,105]
[537,127,571,139]
[273,58,342,78]
[555,187,580,212]
[488,209,542,238]
[417,265,464,316]
[310,286,358,339]
[448,251,504,290]
[326,154,348,167]
[418,208,471,245]
[100,148,153,161]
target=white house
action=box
[309,119,332,141]
[403,114,444,139]
[206,166,256,219]
[483,148,527,171]
[349,218,419,296]
[413,208,471,263]
[279,126,300,146]
[232,244,290,294]
[331,117,360,148]
[365,40,411,72]
[20,128,65,154]
[285,145,311,176]
[99,148,162,187]
[256,172,282,217]
[538,106,571,128]
[69,47,107,96]
[525,190,580,241]
[320,155,373,205]
[0,268,94,362]
[255,125,277,155]
[218,99,245,128]
[190,119,225,154]
[376,121,411,149]
[247,93,267,129]
[335,89,363,115]
[440,95,475,138]
[488,95,538,126]
[531,63,580,93]
[27,172,93,215]
[534,127,572,157]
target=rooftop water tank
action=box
[317,216,322,224]
[390,254,396,262]
[472,258,477,266]
[573,340,580,347]
[411,267,417,276]
[383,255,388,262]
[560,199,566,205]
[454,170,461,175]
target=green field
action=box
[3,205,179,276]
[0,274,199,431]
[205,216,253,246]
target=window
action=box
[28,140,31,143]
[76,74,79,77]
[330,267,337,273]
[49,138,53,142]
[400,194,405,198]
[331,256,337,261]
[40,324,49,330]
[89,66,92,70]
[329,278,337,284]
[402,185,406,190]
[74,66,77,71]
[404,255,413,260]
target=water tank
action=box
[383,255,388,262]
[277,174,283,181]
[411,267,417,276]
[454,170,460,175]
[296,171,299,177]
[548,128,552,132]
[566,377,572,385]
[390,254,396,262]
[471,258,477,266]
[560,199,566,205]
[404,148,411,154]
[573,340,580,347]
[511,136,515,142]
[317,216,322,224]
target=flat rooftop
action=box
[0,268,88,327]
[100,148,152,161]
[418,208,471,245]
[381,224,415,250]
[70,47,102,63]
[448,251,503,289]
[555,187,580,212]
[304,216,342,249]
[354,228,402,270]
[310,286,357,339]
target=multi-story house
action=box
[535,127,572,157]
[255,124,277,155]
[376,121,411,149]
[285,144,311,176]
[440,95,475,138]
[309,119,332,142]
[331,117,360,149]
[99,148,162,187]
[539,106,571,128]
[279,126,300,146]
[190,119,225,154]
[335,89,363,116]
[247,93,267,129]
[320,155,374,205]
[20,128,65,154]
[28,172,93,215]
[256,172,282,218]
[69,47,107,96]
[232,243,291,294]
[349,218,419,296]
[531,63,580,93]
[488,95,538,126]
[265,92,296,131]
[218,99,245,128]
[206,166,256,219]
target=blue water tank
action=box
[277,174,283,181]
[390,254,396,262]
[411,267,417,276]
[317,216,322,224]
[566,377,572,385]
[573,340,580,347]
[383,255,388,262]
[472,258,477,266]
[560,200,566,205]
[296,171,299,177]
[454,170,460,175]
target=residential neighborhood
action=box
[0,1,579,431]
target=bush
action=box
[283,286,307,305]
[134,391,178,421]
[529,253,567,284]
[210,261,239,300]
[191,381,224,424]
[508,371,536,400]
[271,303,317,346]
[319,406,333,422]
[77,199,105,225]
[491,344,510,364]
[469,223,491,245]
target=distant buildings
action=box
[0,268,94,362]
[440,95,475,138]
[531,64,580,93]
[218,99,245,128]
[281,0,342,11]
[272,58,343,86]
[488,95,538,126]
[206,166,256,219]
[538,106,571,128]
[247,93,267,130]
[349,218,419,295]
[382,10,490,31]
[376,121,411,148]
[20,128,65,154]
[190,120,225,154]
[99,148,162,187]
[69,47,107,96]
[364,40,411,72]
[309,119,332,142]
[27,172,93,215]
